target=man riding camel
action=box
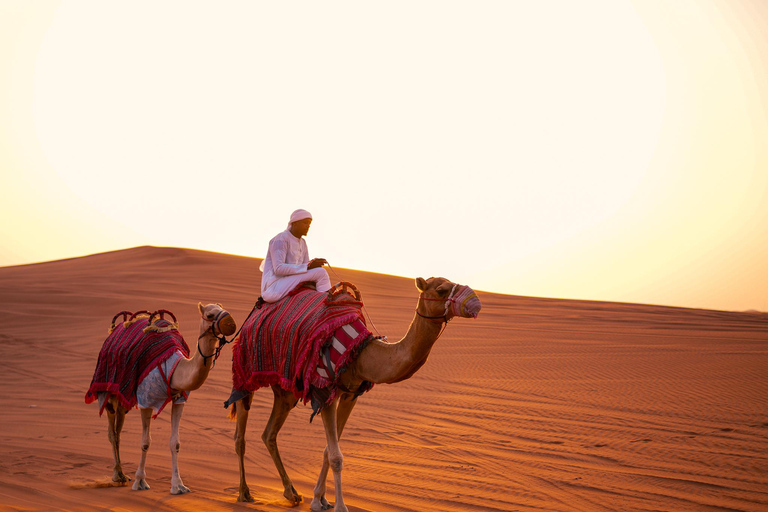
[259,209,332,303]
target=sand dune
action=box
[0,246,766,512]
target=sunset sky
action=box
[2,1,766,312]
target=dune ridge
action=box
[0,246,766,512]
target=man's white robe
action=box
[259,229,331,303]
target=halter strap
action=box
[416,310,449,323]
[198,343,217,367]
[416,284,458,324]
[197,308,234,368]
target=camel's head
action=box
[198,302,237,337]
[416,277,481,320]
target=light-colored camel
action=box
[232,277,481,512]
[103,303,236,494]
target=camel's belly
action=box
[97,350,188,415]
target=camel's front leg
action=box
[169,403,190,494]
[234,395,254,502]
[319,399,348,512]
[106,399,130,483]
[312,394,356,512]
[133,408,153,490]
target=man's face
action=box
[291,218,312,237]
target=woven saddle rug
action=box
[85,315,190,415]
[231,286,373,411]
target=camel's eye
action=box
[206,313,215,321]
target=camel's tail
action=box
[224,389,250,420]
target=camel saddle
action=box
[227,283,374,419]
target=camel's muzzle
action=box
[216,311,237,336]
[451,284,481,319]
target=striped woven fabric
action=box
[231,286,370,406]
[314,319,369,383]
[85,315,190,414]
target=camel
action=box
[230,277,481,512]
[86,302,236,494]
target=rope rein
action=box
[326,262,386,340]
[325,262,452,351]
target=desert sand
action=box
[0,246,766,512]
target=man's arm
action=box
[303,239,327,270]
[269,239,308,276]
[308,258,327,270]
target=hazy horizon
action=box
[3,243,766,314]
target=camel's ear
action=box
[198,302,205,315]
[415,277,428,292]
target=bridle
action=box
[416,284,459,324]
[197,308,233,367]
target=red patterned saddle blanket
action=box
[85,312,189,414]
[229,285,374,415]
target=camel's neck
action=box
[352,311,444,385]
[168,329,218,392]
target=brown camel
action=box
[231,277,481,512]
[87,303,236,494]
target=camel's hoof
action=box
[112,472,131,484]
[284,485,303,505]
[310,497,332,511]
[171,484,190,494]
[132,479,150,491]
[237,488,255,503]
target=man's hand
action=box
[308,258,327,270]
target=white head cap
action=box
[287,209,312,229]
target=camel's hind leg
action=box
[106,397,130,483]
[133,408,153,490]
[234,393,254,502]
[263,385,301,505]
[312,393,357,512]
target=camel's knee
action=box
[170,439,180,454]
[328,452,343,473]
[235,435,246,456]
[261,429,277,452]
